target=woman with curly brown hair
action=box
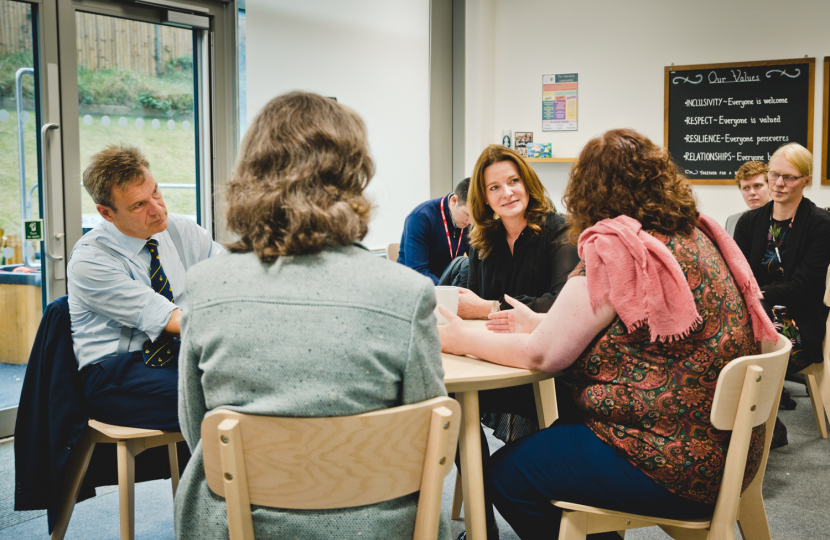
[439,129,777,540]
[175,92,450,540]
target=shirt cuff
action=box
[136,295,178,342]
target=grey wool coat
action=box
[174,244,449,540]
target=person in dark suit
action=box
[734,143,830,374]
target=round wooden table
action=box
[441,320,558,540]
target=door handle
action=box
[40,122,64,261]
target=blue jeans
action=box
[486,423,715,540]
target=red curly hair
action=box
[563,129,698,244]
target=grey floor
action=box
[0,363,27,410]
[0,380,827,539]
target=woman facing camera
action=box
[439,129,777,540]
[175,92,449,540]
[734,143,830,374]
[457,146,579,318]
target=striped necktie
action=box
[142,239,178,367]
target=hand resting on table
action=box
[485,294,544,334]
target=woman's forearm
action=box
[450,277,617,374]
[457,327,544,370]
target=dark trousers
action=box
[452,380,575,536]
[486,423,715,540]
[81,351,180,432]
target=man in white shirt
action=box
[68,145,224,431]
[725,161,771,236]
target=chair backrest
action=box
[387,243,400,262]
[710,336,791,430]
[709,334,790,532]
[202,396,461,540]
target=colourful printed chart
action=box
[542,73,578,131]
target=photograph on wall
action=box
[542,73,578,131]
[515,132,533,157]
[526,142,552,158]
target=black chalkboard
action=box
[822,57,829,185]
[665,58,814,184]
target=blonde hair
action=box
[83,145,150,209]
[770,143,812,178]
[468,146,551,259]
[226,92,374,262]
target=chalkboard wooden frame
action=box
[822,57,829,185]
[664,58,815,185]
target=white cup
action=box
[434,286,459,325]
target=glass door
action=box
[0,0,49,433]
[56,0,215,250]
[73,12,200,232]
[0,0,237,438]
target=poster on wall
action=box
[542,74,578,131]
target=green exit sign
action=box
[23,219,44,241]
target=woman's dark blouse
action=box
[734,198,830,369]
[760,217,806,370]
[467,212,579,312]
[565,228,763,505]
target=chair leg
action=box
[168,442,180,497]
[51,431,96,540]
[737,482,772,540]
[805,371,828,438]
[117,441,137,540]
[557,510,588,540]
[450,471,463,520]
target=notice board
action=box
[823,57,829,185]
[665,58,814,185]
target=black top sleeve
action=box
[732,210,753,261]
[467,212,581,314]
[761,215,830,311]
[509,218,580,312]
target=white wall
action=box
[246,1,431,248]
[469,0,830,225]
[464,0,496,170]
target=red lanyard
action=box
[440,195,463,259]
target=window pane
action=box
[0,0,42,408]
[76,13,197,232]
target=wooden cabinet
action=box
[0,267,42,365]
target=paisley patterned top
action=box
[566,228,764,505]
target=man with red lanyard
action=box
[397,178,471,284]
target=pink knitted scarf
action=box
[577,214,777,343]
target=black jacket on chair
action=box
[14,296,185,533]
[734,197,830,365]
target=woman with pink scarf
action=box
[438,129,777,540]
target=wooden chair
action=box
[387,242,400,262]
[51,420,184,540]
[798,264,830,438]
[552,334,791,540]
[201,396,461,540]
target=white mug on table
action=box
[434,286,459,324]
